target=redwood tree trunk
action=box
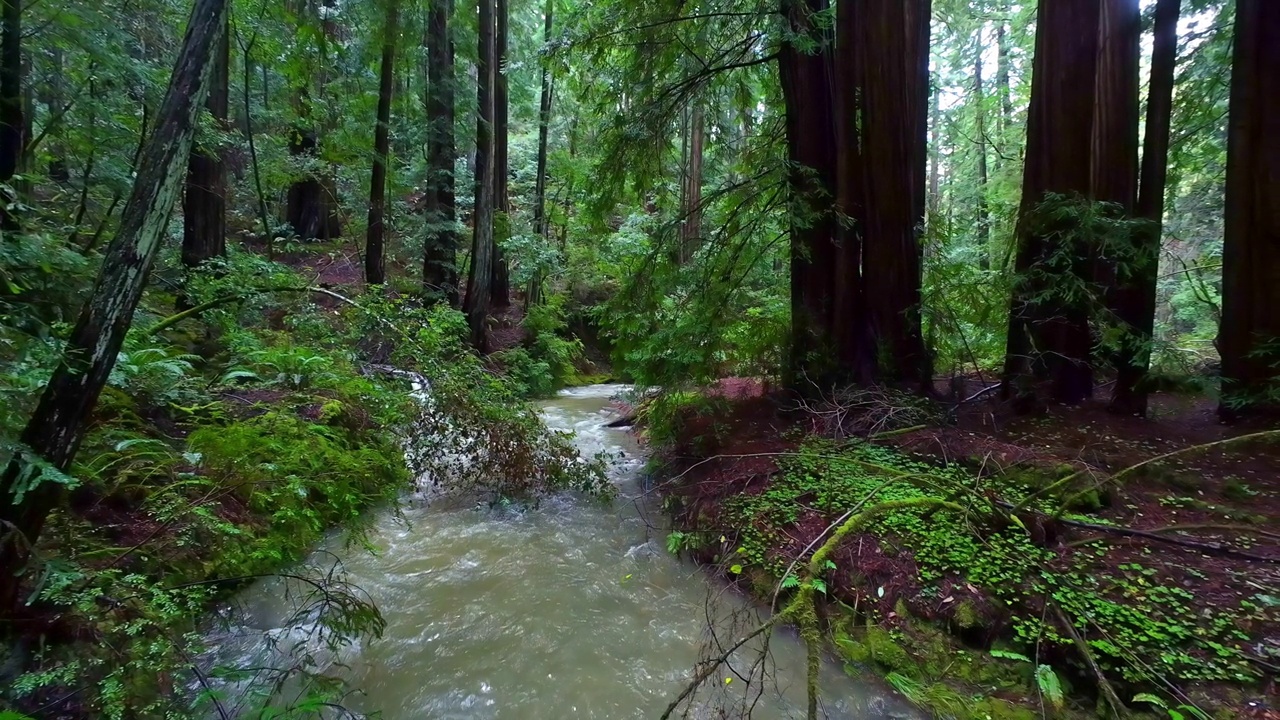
[365,0,399,285]
[1218,0,1280,419]
[830,0,871,382]
[0,0,21,234]
[975,40,991,270]
[423,0,458,306]
[0,0,229,613]
[680,103,704,263]
[779,0,842,388]
[182,22,230,271]
[489,0,510,307]
[463,0,496,348]
[858,0,932,387]
[528,0,554,306]
[1111,0,1178,416]
[1002,0,1102,410]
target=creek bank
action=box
[643,385,1278,720]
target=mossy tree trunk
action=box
[0,0,229,614]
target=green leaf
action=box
[1035,665,1064,710]
[990,649,1032,663]
[1132,693,1168,709]
[729,564,743,575]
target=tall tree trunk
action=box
[489,0,510,307]
[423,0,458,306]
[680,103,704,263]
[285,93,342,241]
[528,0,554,306]
[182,22,230,272]
[779,0,842,388]
[365,0,399,286]
[1218,0,1280,420]
[463,0,496,348]
[1002,0,1102,410]
[0,0,229,613]
[1111,0,1177,415]
[858,0,932,388]
[830,0,871,382]
[46,48,69,183]
[0,0,21,234]
[975,36,991,270]
[995,14,1013,135]
[927,77,940,221]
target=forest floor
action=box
[643,379,1279,720]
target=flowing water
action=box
[205,385,920,719]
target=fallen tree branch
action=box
[1052,603,1126,719]
[996,500,1280,564]
[145,285,361,337]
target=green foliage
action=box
[718,439,1264,697]
[494,294,584,398]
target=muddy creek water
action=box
[205,385,920,719]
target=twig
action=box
[1051,603,1125,719]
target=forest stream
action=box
[200,384,922,719]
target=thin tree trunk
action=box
[463,0,496,348]
[423,0,458,306]
[681,103,704,263]
[1218,0,1280,420]
[0,0,21,234]
[182,22,230,272]
[0,0,229,613]
[995,15,1013,135]
[1111,0,1176,416]
[46,48,69,183]
[1002,0,1102,410]
[489,0,510,307]
[365,0,399,285]
[975,36,991,270]
[528,0,554,306]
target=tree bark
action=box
[995,13,1013,134]
[830,0,871,383]
[1218,0,1280,420]
[779,0,843,388]
[975,36,991,270]
[463,0,496,349]
[489,0,510,307]
[365,0,399,286]
[858,0,932,387]
[1111,0,1178,416]
[0,0,229,612]
[423,0,458,306]
[0,0,21,234]
[1002,0,1102,410]
[528,0,554,306]
[46,48,70,184]
[182,21,230,272]
[680,103,704,263]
